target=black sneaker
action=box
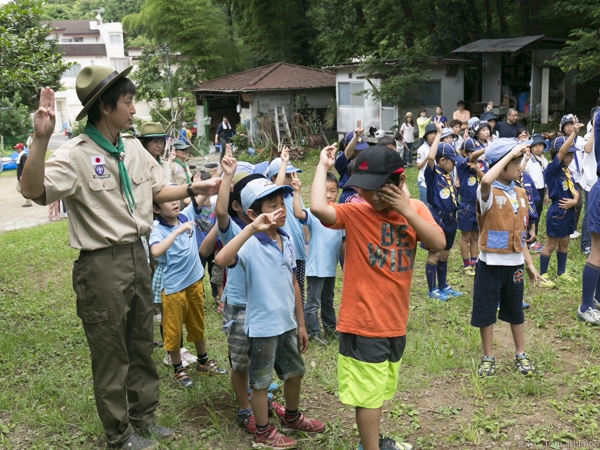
[107,433,158,450]
[135,423,174,442]
[310,334,329,346]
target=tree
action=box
[0,0,70,106]
[0,94,31,138]
[550,0,600,84]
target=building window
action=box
[63,63,81,78]
[338,82,364,107]
[61,37,83,42]
[421,81,441,106]
[109,34,121,44]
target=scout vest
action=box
[477,187,528,253]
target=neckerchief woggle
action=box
[84,122,136,212]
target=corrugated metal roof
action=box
[58,43,107,57]
[50,20,100,36]
[452,35,545,53]
[194,62,336,92]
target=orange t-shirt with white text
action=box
[330,199,443,338]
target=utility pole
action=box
[160,44,175,135]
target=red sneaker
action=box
[280,412,325,433]
[269,400,286,419]
[252,425,297,449]
[237,410,256,434]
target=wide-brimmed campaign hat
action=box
[140,122,166,138]
[76,65,133,121]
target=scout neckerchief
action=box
[174,158,190,183]
[156,156,162,166]
[435,167,458,207]
[84,122,136,212]
[562,166,577,197]
[492,180,516,196]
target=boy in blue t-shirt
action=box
[291,171,344,346]
[538,124,582,284]
[215,179,325,449]
[457,137,487,275]
[269,148,308,307]
[425,121,465,301]
[149,198,226,389]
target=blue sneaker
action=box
[441,285,463,297]
[428,289,450,301]
[522,301,530,309]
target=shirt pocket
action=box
[88,178,118,209]
[131,171,152,209]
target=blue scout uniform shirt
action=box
[299,208,344,278]
[282,194,307,260]
[232,229,297,338]
[515,172,540,224]
[334,152,356,203]
[218,216,248,307]
[457,157,488,203]
[425,164,460,214]
[544,156,577,202]
[149,203,204,295]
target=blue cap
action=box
[344,131,369,150]
[441,127,455,139]
[559,114,575,132]
[530,133,548,152]
[467,117,480,130]
[462,137,483,152]
[241,178,293,212]
[267,157,303,179]
[552,136,578,153]
[485,138,531,165]
[424,123,437,136]
[473,121,491,136]
[480,111,498,122]
[436,143,463,162]
[235,160,269,176]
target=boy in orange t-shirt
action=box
[311,145,445,450]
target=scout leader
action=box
[20,65,221,450]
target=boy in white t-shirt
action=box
[524,134,549,252]
[416,123,438,205]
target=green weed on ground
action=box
[0,157,599,449]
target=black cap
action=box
[344,146,404,190]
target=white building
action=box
[50,18,130,131]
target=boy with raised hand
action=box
[424,120,465,301]
[213,155,279,434]
[215,178,324,449]
[336,120,369,203]
[310,144,445,450]
[457,138,487,276]
[149,193,228,390]
[290,171,344,346]
[538,122,583,286]
[472,139,542,377]
[269,147,308,307]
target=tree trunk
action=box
[427,0,436,36]
[466,0,481,33]
[484,0,493,35]
[496,0,509,37]
[398,0,415,48]
[519,0,530,35]
[529,0,541,34]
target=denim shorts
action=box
[248,328,306,390]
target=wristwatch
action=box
[186,182,195,199]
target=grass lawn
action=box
[1,151,599,449]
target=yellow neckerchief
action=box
[435,167,458,207]
[562,166,576,197]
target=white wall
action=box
[482,53,502,105]
[336,69,380,134]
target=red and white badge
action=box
[91,155,106,166]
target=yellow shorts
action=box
[161,279,205,351]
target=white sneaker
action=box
[577,307,600,325]
[154,314,162,325]
[163,352,190,367]
[180,347,198,363]
[594,298,600,310]
[570,231,581,239]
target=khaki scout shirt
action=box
[170,160,192,186]
[42,133,167,250]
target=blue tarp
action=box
[1,151,19,170]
